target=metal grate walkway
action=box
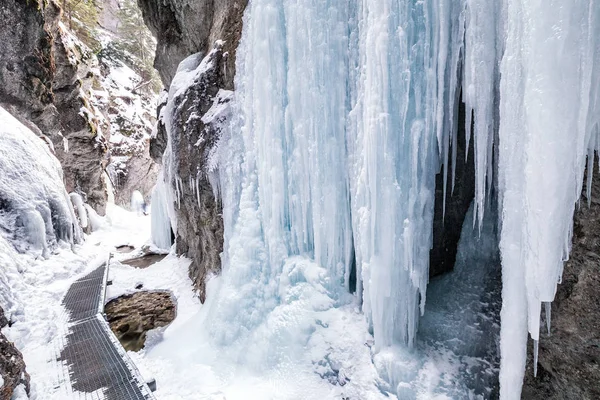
[58,262,155,399]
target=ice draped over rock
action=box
[156,0,599,398]
[498,0,600,396]
[0,106,82,257]
[216,0,472,351]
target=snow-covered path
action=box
[56,262,154,399]
[1,205,158,399]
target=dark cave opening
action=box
[419,91,503,397]
[429,97,475,278]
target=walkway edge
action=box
[101,253,157,399]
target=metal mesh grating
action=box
[59,264,154,399]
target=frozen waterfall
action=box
[157,0,600,398]
[498,0,600,396]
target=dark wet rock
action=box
[0,307,30,400]
[149,92,168,164]
[105,291,176,352]
[163,45,230,302]
[430,99,476,278]
[521,161,600,400]
[121,253,167,269]
[0,0,108,214]
[116,245,135,253]
[112,147,161,206]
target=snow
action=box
[0,204,152,399]
[0,106,81,258]
[130,258,392,400]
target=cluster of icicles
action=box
[151,0,600,398]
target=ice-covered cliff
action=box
[0,105,86,398]
[147,0,599,398]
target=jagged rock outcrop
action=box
[160,46,231,301]
[136,0,247,89]
[0,307,30,400]
[0,0,108,214]
[521,163,600,400]
[137,0,247,300]
[105,291,176,352]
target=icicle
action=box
[533,339,539,378]
[544,302,551,336]
[586,144,594,205]
[151,175,173,250]
[196,173,201,208]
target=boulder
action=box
[105,291,176,352]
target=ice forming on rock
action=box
[155,0,600,398]
[151,172,173,250]
[0,106,82,258]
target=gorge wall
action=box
[0,0,108,214]
[138,0,247,300]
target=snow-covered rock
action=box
[0,0,109,214]
[0,106,82,258]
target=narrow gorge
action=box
[0,0,598,399]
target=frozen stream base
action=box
[374,202,501,399]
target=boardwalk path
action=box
[55,259,155,399]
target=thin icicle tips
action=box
[533,339,539,378]
[544,302,551,336]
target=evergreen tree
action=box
[116,0,161,94]
[61,0,101,51]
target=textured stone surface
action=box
[0,307,30,400]
[137,0,247,301]
[521,162,600,400]
[137,0,247,89]
[112,147,161,206]
[164,46,229,302]
[105,291,176,352]
[0,0,108,214]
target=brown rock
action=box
[0,307,30,400]
[0,0,108,214]
[105,291,176,352]
[135,0,248,301]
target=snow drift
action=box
[0,106,82,258]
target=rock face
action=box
[0,307,30,400]
[162,46,231,301]
[0,0,108,214]
[521,164,600,399]
[137,0,247,300]
[136,0,247,89]
[105,291,176,352]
